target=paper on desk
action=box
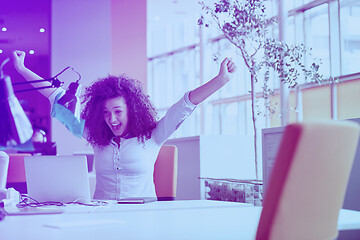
[5,206,64,215]
[43,219,125,229]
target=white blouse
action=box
[50,89,196,200]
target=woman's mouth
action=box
[111,123,122,132]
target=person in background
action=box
[12,50,236,201]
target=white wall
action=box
[199,135,256,180]
[166,136,201,199]
[51,0,111,154]
[166,135,256,200]
[110,0,147,87]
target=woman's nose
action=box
[110,112,117,122]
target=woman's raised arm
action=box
[188,58,236,105]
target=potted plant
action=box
[199,0,323,179]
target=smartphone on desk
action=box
[117,197,157,204]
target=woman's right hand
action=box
[12,50,26,72]
[10,50,53,99]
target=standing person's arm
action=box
[12,50,58,99]
[189,58,236,105]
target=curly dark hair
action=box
[81,75,158,147]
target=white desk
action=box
[1,200,360,240]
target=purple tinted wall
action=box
[0,0,52,140]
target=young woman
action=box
[12,50,236,200]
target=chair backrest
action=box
[256,121,360,240]
[153,145,178,201]
[7,153,31,183]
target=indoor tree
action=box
[199,0,323,179]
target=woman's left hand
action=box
[188,57,237,105]
[218,58,237,84]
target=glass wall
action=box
[304,4,330,79]
[340,0,360,75]
[147,0,360,139]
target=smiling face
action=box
[103,96,129,137]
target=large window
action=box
[304,4,330,78]
[340,0,360,75]
[147,0,360,140]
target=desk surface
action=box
[1,200,360,240]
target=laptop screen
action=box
[24,155,91,203]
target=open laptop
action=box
[24,155,91,204]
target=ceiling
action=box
[0,0,202,59]
[0,0,51,57]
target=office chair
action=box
[6,153,31,194]
[256,121,360,240]
[153,145,178,201]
